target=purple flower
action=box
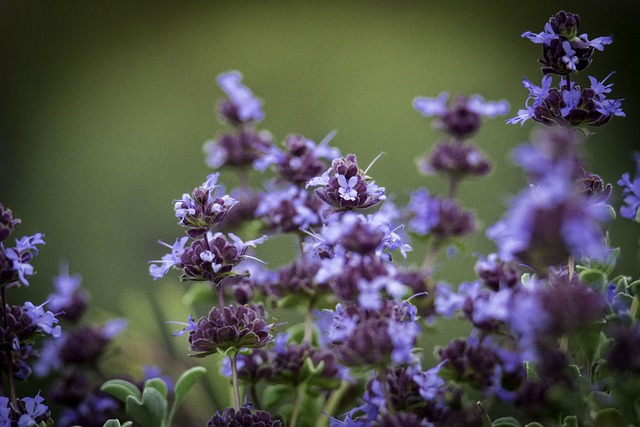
[307,154,386,211]
[204,129,273,169]
[254,131,341,184]
[487,165,609,271]
[1,232,45,286]
[23,300,61,338]
[216,71,264,123]
[173,173,239,237]
[414,93,508,138]
[149,236,188,280]
[208,406,282,427]
[388,319,420,365]
[418,141,491,179]
[412,361,446,401]
[255,184,326,233]
[521,11,612,75]
[618,152,640,222]
[184,305,273,357]
[0,393,52,427]
[508,74,624,127]
[0,203,21,243]
[47,261,88,322]
[406,190,475,240]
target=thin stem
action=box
[230,352,241,411]
[215,281,225,311]
[315,380,350,427]
[302,299,315,346]
[1,286,16,403]
[567,257,575,282]
[249,384,261,410]
[565,73,572,89]
[378,367,395,415]
[447,175,460,200]
[289,383,306,427]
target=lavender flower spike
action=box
[217,71,264,123]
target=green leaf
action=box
[145,378,168,400]
[125,387,167,427]
[173,366,207,410]
[593,408,625,427]
[579,270,608,293]
[263,384,293,410]
[524,423,545,427]
[103,421,134,427]
[101,379,142,403]
[561,415,578,427]
[492,417,521,427]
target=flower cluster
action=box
[6,8,636,427]
[509,10,624,128]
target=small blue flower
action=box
[618,152,640,222]
[217,71,264,123]
[406,188,439,235]
[23,300,61,338]
[149,236,188,280]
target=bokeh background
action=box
[1,0,639,421]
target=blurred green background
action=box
[1,0,639,419]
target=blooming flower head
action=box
[0,393,52,427]
[486,165,609,272]
[0,232,45,287]
[413,93,509,139]
[176,232,267,283]
[306,154,386,212]
[507,74,624,128]
[418,141,491,179]
[522,10,613,75]
[204,128,273,170]
[254,132,341,185]
[174,173,239,237]
[182,304,273,357]
[254,184,326,233]
[618,152,640,222]
[216,70,264,124]
[406,189,475,240]
[47,261,88,322]
[208,406,282,427]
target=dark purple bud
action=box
[419,141,491,179]
[188,304,273,356]
[579,169,612,203]
[0,203,21,242]
[208,406,283,427]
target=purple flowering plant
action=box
[3,9,640,427]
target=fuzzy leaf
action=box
[102,421,134,427]
[492,417,521,427]
[173,366,207,411]
[593,408,625,427]
[561,415,578,427]
[145,378,168,400]
[125,387,167,427]
[101,379,142,403]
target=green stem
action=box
[230,352,241,411]
[315,380,350,427]
[303,299,315,346]
[378,368,395,415]
[215,281,225,311]
[289,383,306,427]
